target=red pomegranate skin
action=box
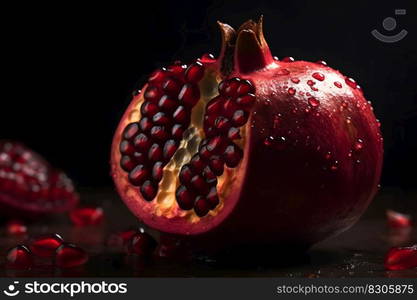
[111,18,383,249]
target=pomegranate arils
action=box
[179,164,194,184]
[133,133,150,152]
[236,79,255,95]
[386,210,412,228]
[128,232,157,256]
[171,124,185,140]
[158,95,177,112]
[173,105,189,124]
[385,245,417,271]
[152,161,164,181]
[207,136,227,154]
[29,234,63,257]
[122,123,140,140]
[194,196,210,217]
[7,219,27,235]
[206,97,223,115]
[148,69,167,84]
[190,175,209,195]
[55,243,88,268]
[150,126,168,141]
[162,77,181,95]
[223,144,243,168]
[139,117,153,132]
[152,112,170,125]
[6,245,33,269]
[144,86,163,103]
[70,206,104,226]
[236,93,256,107]
[119,140,134,155]
[190,154,205,173]
[148,143,163,161]
[223,99,239,118]
[219,77,241,97]
[140,180,157,201]
[129,165,148,186]
[209,156,224,176]
[232,110,248,126]
[176,185,195,210]
[185,61,205,83]
[214,116,231,132]
[206,187,219,209]
[228,127,241,140]
[141,101,159,117]
[312,72,325,81]
[120,155,136,171]
[178,83,200,107]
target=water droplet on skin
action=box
[311,87,318,91]
[291,78,300,84]
[354,139,363,151]
[316,60,327,66]
[345,77,357,89]
[376,119,381,128]
[308,97,320,107]
[282,57,295,62]
[273,56,279,61]
[347,150,353,157]
[307,80,315,86]
[342,101,348,108]
[306,92,311,97]
[325,152,332,160]
[273,114,281,129]
[334,81,342,88]
[312,72,325,81]
[287,88,296,95]
[264,136,274,146]
[346,116,352,124]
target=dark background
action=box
[2,0,416,188]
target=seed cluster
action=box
[176,78,256,216]
[119,61,205,201]
[0,141,75,209]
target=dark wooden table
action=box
[1,187,416,277]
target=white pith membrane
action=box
[122,68,247,223]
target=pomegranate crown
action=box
[217,16,274,75]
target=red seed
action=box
[345,77,357,89]
[171,124,185,140]
[223,99,239,118]
[6,219,27,235]
[162,77,182,95]
[204,114,217,128]
[179,164,194,184]
[141,101,159,117]
[202,166,216,180]
[133,133,151,152]
[148,69,167,84]
[163,139,178,160]
[206,186,220,209]
[119,140,134,155]
[140,180,157,201]
[228,127,241,140]
[6,245,33,269]
[158,95,177,112]
[176,185,195,210]
[152,112,170,126]
[55,243,88,268]
[214,116,231,132]
[190,154,206,173]
[223,144,243,168]
[123,123,140,140]
[282,56,295,62]
[236,79,255,95]
[29,233,63,257]
[385,245,417,271]
[167,63,186,76]
[128,232,157,256]
[70,207,104,226]
[199,145,212,160]
[132,152,146,164]
[312,72,325,81]
[334,81,343,88]
[178,83,200,107]
[219,78,241,97]
[139,117,153,132]
[190,175,209,195]
[185,61,205,83]
[148,143,163,162]
[207,136,227,154]
[232,110,248,126]
[144,86,163,103]
[386,210,412,228]
[194,196,210,217]
[173,105,189,124]
[152,161,164,182]
[120,155,136,171]
[200,53,215,62]
[209,156,224,176]
[206,96,223,115]
[236,93,256,107]
[150,126,169,141]
[129,165,148,186]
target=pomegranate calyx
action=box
[217,16,273,75]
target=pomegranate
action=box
[29,233,64,258]
[6,245,33,269]
[69,206,104,226]
[0,141,78,217]
[386,210,412,228]
[111,18,383,249]
[385,245,417,271]
[55,243,88,268]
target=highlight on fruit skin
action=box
[111,16,383,249]
[0,140,79,217]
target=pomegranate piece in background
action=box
[127,232,157,256]
[6,219,27,235]
[29,233,64,258]
[6,245,33,269]
[385,245,417,271]
[69,206,104,226]
[386,209,412,228]
[55,243,88,268]
[111,17,383,249]
[107,229,137,248]
[0,141,79,217]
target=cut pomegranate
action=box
[0,141,78,216]
[386,210,412,228]
[29,233,64,258]
[111,17,383,248]
[107,229,137,247]
[6,219,27,235]
[55,243,88,268]
[127,231,157,256]
[69,206,104,226]
[385,245,417,271]
[6,245,33,269]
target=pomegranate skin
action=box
[111,18,383,250]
